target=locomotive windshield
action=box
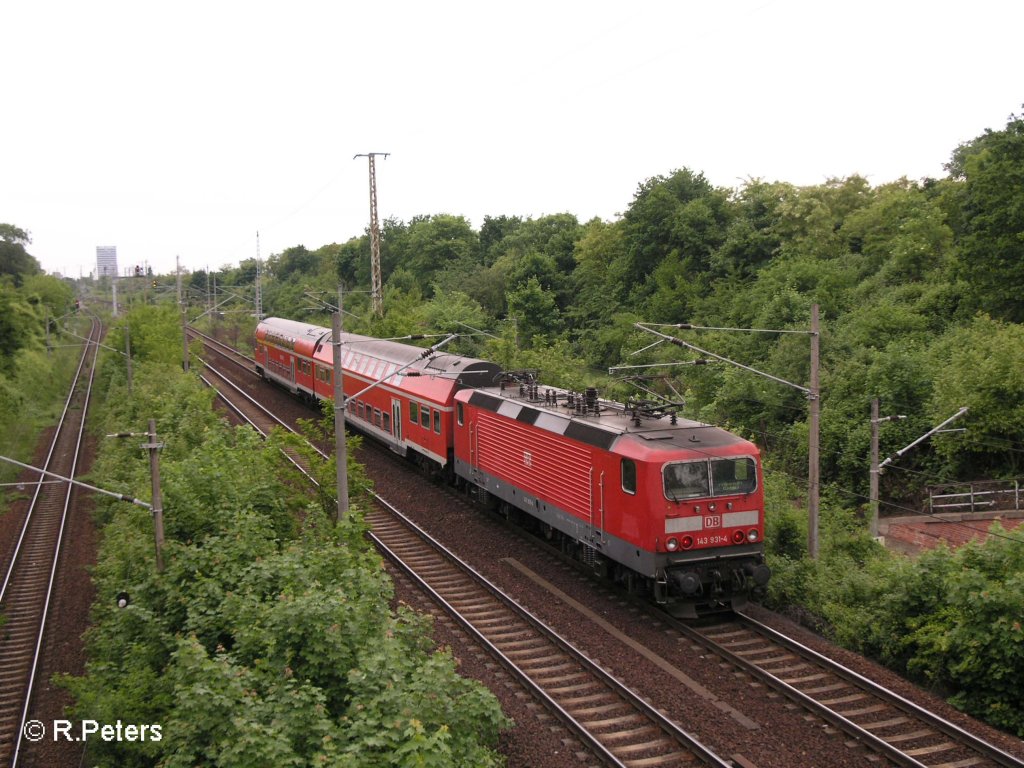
[663,457,757,501]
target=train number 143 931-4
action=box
[696,534,732,546]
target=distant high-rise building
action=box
[96,245,118,278]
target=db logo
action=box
[523,451,533,468]
[704,515,722,529]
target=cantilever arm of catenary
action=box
[342,333,459,405]
[0,454,152,510]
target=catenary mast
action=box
[354,152,389,317]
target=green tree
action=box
[0,283,39,366]
[620,168,725,301]
[949,112,1024,321]
[839,180,953,283]
[270,244,318,281]
[927,315,1024,476]
[506,276,561,348]
[708,179,789,279]
[0,223,41,285]
[399,215,478,293]
[567,218,628,331]
[478,214,523,265]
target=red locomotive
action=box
[255,317,770,616]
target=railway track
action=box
[0,316,101,768]
[194,341,1023,768]
[683,614,1024,768]
[196,351,738,767]
[367,496,731,767]
[197,362,321,488]
[186,325,256,374]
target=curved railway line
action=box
[688,614,1023,768]
[192,327,1024,768]
[368,496,730,767]
[192,328,736,767]
[0,315,101,768]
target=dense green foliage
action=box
[66,110,1024,739]
[0,225,78,495]
[63,333,509,766]
[218,112,1024,510]
[762,482,1024,735]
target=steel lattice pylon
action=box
[355,152,389,317]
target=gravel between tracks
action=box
[170,352,1024,766]
[215,354,1024,768]
[1,430,99,768]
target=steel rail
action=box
[367,493,732,768]
[666,610,1024,768]
[736,613,1024,768]
[0,317,98,603]
[196,354,731,767]
[4,316,101,768]
[197,366,321,488]
[185,325,257,372]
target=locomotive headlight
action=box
[747,529,759,542]
[666,537,679,552]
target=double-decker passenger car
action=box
[255,317,501,470]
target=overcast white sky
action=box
[3,0,1021,279]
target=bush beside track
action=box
[60,321,510,768]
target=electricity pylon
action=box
[354,152,389,317]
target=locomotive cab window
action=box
[663,460,710,501]
[710,457,757,496]
[621,459,637,495]
[457,402,464,426]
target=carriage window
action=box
[457,402,464,426]
[382,412,391,434]
[621,459,637,495]
[373,408,382,428]
[409,402,419,423]
[421,406,430,428]
[433,409,441,434]
[710,457,757,496]
[663,461,710,501]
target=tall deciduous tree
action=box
[620,169,729,302]
[506,276,561,348]
[0,223,41,285]
[399,214,479,295]
[949,112,1024,321]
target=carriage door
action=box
[391,399,402,443]
[589,468,606,545]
